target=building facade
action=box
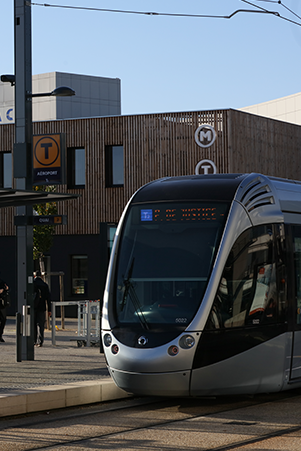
[0,71,121,124]
[240,91,301,126]
[1,108,301,313]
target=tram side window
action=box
[293,230,301,325]
[206,225,279,329]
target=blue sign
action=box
[0,108,14,123]
[141,209,153,221]
[6,109,13,121]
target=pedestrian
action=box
[0,276,9,343]
[33,271,51,347]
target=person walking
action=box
[0,276,9,343]
[33,271,51,347]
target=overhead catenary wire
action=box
[241,0,301,24]
[29,2,278,19]
[253,0,301,20]
[29,1,301,27]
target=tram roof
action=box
[133,174,246,203]
[0,188,79,208]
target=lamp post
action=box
[13,0,34,360]
[12,0,75,360]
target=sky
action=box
[1,0,301,116]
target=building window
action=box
[105,145,124,187]
[0,152,12,188]
[71,255,88,295]
[67,148,85,188]
[108,225,117,254]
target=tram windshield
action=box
[114,201,229,329]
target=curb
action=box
[0,379,132,417]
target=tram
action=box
[101,173,301,396]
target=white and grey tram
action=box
[101,173,301,396]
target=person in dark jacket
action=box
[33,271,51,347]
[0,277,9,343]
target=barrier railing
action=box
[51,300,101,347]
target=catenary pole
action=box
[14,0,34,360]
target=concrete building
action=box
[240,92,301,125]
[0,71,121,124]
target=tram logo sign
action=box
[195,159,217,175]
[194,124,216,148]
[33,134,66,185]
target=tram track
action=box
[212,422,301,451]
[41,413,301,451]
[1,389,301,450]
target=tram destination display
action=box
[140,203,227,223]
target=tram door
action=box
[291,232,301,380]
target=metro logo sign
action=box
[194,124,216,148]
[33,134,66,185]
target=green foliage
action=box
[33,186,58,261]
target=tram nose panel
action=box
[102,332,199,373]
[109,368,191,397]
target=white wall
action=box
[240,92,301,125]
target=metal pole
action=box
[87,302,91,347]
[59,273,65,329]
[14,0,34,360]
[51,301,56,346]
[16,312,22,362]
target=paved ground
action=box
[0,317,110,394]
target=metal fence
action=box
[51,300,101,347]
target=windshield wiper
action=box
[122,258,149,330]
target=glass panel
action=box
[75,148,85,186]
[108,226,117,253]
[291,227,301,379]
[294,236,301,325]
[3,153,12,188]
[71,255,88,295]
[206,225,278,329]
[115,202,229,328]
[112,146,124,185]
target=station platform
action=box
[0,317,131,418]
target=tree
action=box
[33,185,57,271]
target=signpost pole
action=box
[14,0,34,360]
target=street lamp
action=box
[30,86,76,98]
[0,74,16,86]
[1,74,75,98]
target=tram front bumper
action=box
[109,367,191,397]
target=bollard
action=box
[16,312,22,362]
[22,305,31,336]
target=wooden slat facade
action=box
[1,109,301,237]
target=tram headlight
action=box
[103,333,112,347]
[179,335,195,349]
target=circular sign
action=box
[194,124,216,148]
[33,136,60,167]
[195,159,217,175]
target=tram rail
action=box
[0,389,300,451]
